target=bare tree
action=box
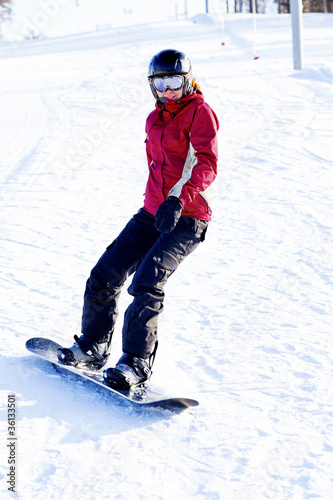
[0,0,12,40]
[0,0,12,21]
[275,0,332,12]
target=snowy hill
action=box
[1,13,333,500]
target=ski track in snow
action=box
[1,13,333,500]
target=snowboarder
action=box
[58,49,219,390]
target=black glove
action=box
[154,196,183,233]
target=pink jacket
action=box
[143,90,219,221]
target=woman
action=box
[58,49,219,390]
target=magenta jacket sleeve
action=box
[169,102,219,208]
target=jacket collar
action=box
[155,90,204,116]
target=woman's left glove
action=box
[154,196,183,233]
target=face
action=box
[156,87,183,100]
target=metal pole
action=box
[252,0,259,59]
[290,0,304,70]
[206,0,209,13]
[76,0,81,33]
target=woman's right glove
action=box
[154,196,183,233]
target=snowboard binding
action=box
[57,334,110,370]
[103,343,158,390]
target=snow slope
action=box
[1,12,333,500]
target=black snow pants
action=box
[81,208,208,359]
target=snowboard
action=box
[25,337,199,411]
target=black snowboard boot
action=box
[103,344,158,390]
[58,334,110,370]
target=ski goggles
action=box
[150,75,184,92]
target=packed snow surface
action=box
[1,12,333,500]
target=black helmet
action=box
[148,49,193,99]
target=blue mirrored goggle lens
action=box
[153,76,184,92]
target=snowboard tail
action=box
[25,337,199,411]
